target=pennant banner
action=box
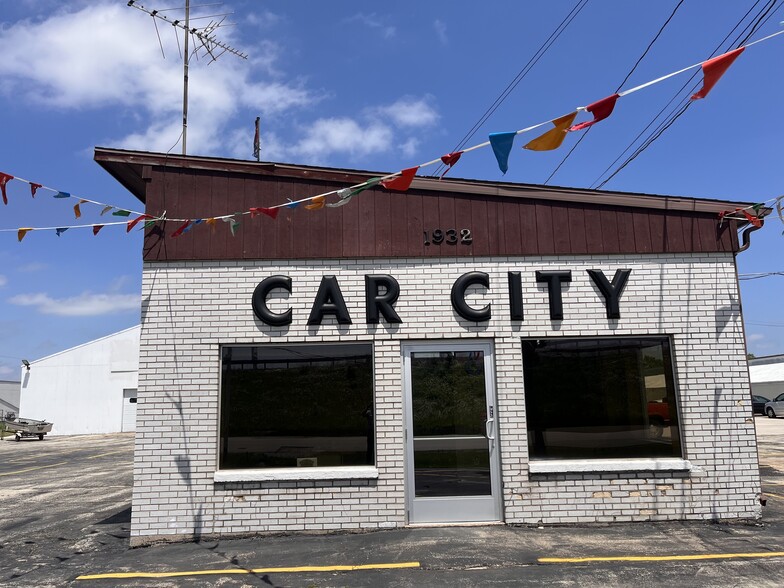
[381,166,419,192]
[93,225,104,236]
[127,214,154,232]
[249,207,279,219]
[18,228,32,242]
[305,196,326,210]
[569,94,620,132]
[171,220,192,238]
[55,228,69,237]
[524,112,578,151]
[691,47,745,100]
[74,199,87,219]
[30,183,42,198]
[0,173,14,205]
[54,191,70,199]
[440,151,463,178]
[489,132,517,174]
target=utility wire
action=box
[432,0,589,176]
[593,0,782,189]
[545,0,685,185]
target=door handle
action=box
[485,418,495,441]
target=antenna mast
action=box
[127,0,248,155]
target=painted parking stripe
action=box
[87,449,131,459]
[76,561,421,580]
[0,461,68,477]
[539,551,784,564]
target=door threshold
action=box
[406,521,505,528]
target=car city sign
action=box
[251,269,631,327]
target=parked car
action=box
[764,393,784,418]
[752,395,770,415]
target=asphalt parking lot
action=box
[1,419,784,587]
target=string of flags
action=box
[2,29,783,242]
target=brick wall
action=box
[131,253,760,545]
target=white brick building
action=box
[96,148,764,545]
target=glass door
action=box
[403,342,501,523]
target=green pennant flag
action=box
[350,177,383,197]
[112,209,131,217]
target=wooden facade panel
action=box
[140,167,742,261]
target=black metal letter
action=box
[535,270,572,320]
[508,271,524,321]
[308,275,352,325]
[587,269,631,319]
[365,275,402,324]
[252,275,292,326]
[451,271,491,322]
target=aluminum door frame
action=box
[402,340,503,524]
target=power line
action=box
[593,0,782,189]
[432,0,589,176]
[545,0,685,185]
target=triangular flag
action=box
[327,188,354,208]
[17,228,32,242]
[691,47,745,100]
[54,191,70,199]
[171,220,191,238]
[285,200,299,209]
[381,166,419,192]
[350,177,383,197]
[249,206,279,219]
[112,209,131,217]
[222,217,240,236]
[100,205,113,216]
[741,209,762,228]
[55,228,69,237]
[440,152,463,178]
[205,218,217,232]
[127,214,153,232]
[305,196,326,210]
[0,172,14,205]
[73,199,87,219]
[489,132,516,174]
[524,112,578,151]
[30,183,42,198]
[143,220,157,229]
[569,94,620,132]
[92,225,104,236]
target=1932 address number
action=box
[424,229,472,246]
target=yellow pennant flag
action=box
[74,199,88,219]
[305,196,325,210]
[18,228,33,242]
[523,112,578,151]
[205,218,217,232]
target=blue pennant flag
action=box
[489,132,516,174]
[54,191,71,199]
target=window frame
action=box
[215,342,379,482]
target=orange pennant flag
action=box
[524,112,578,151]
[381,166,419,192]
[305,196,325,210]
[691,47,745,100]
[17,228,32,242]
[73,199,88,219]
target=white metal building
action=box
[0,380,21,418]
[19,326,140,435]
[749,354,784,400]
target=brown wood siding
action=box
[141,167,739,262]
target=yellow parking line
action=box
[87,449,130,460]
[0,461,68,477]
[763,491,784,499]
[539,551,784,564]
[77,562,421,580]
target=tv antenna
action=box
[127,0,248,155]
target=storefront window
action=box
[522,337,681,460]
[220,344,374,470]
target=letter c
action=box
[451,271,491,322]
[252,275,292,326]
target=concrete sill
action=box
[529,458,692,475]
[213,466,379,483]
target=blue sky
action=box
[1,1,782,379]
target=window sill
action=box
[529,458,691,475]
[213,466,379,483]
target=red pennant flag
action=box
[569,94,620,132]
[92,225,104,236]
[30,183,42,197]
[440,152,463,178]
[691,47,745,100]
[249,206,279,219]
[381,167,419,192]
[171,220,192,238]
[127,214,154,232]
[0,172,14,205]
[741,209,762,228]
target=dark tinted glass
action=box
[220,344,374,469]
[523,337,681,460]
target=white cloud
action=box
[345,13,396,39]
[0,366,14,377]
[374,96,439,128]
[17,262,48,273]
[399,138,420,158]
[9,292,140,317]
[291,118,394,161]
[0,3,317,155]
[748,333,766,343]
[0,275,6,288]
[434,20,448,45]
